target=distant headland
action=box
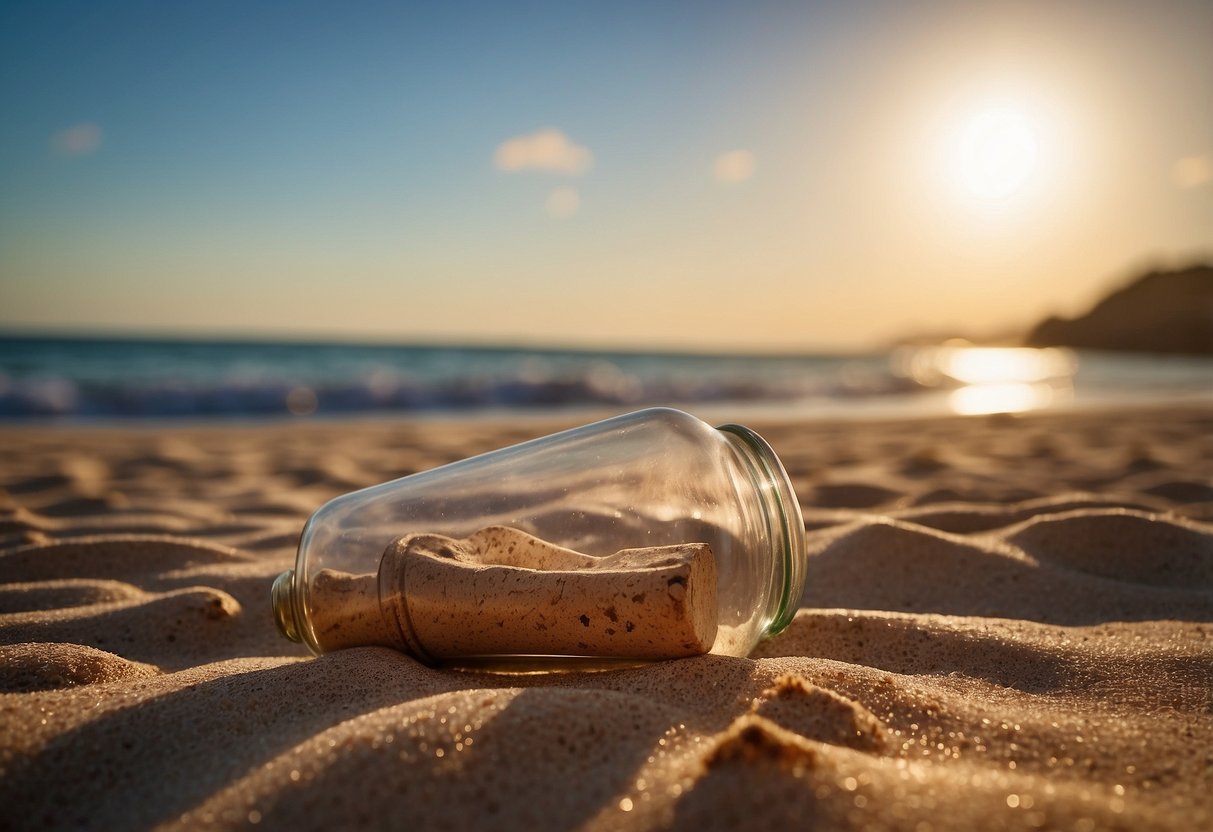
[1025,264,1212,355]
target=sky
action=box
[0,0,1210,352]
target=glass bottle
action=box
[272,407,806,661]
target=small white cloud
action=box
[545,187,580,219]
[713,149,755,184]
[495,129,592,175]
[51,122,103,157]
[1172,154,1212,189]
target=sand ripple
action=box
[0,643,158,692]
[1006,509,1213,588]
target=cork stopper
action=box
[379,526,718,663]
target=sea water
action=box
[0,334,1208,420]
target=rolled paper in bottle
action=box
[378,526,719,663]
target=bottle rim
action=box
[716,423,806,637]
[272,569,303,643]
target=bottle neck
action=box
[716,423,806,638]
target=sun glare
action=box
[898,345,1077,416]
[953,108,1039,200]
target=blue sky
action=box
[1,0,1210,350]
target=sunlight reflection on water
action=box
[896,344,1077,415]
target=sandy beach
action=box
[1,405,1210,831]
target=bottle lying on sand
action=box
[271,407,807,662]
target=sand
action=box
[0,405,1210,830]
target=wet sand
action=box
[1,405,1210,830]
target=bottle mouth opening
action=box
[272,569,303,643]
[716,423,807,637]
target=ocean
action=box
[0,334,1209,421]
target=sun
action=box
[953,108,1039,200]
